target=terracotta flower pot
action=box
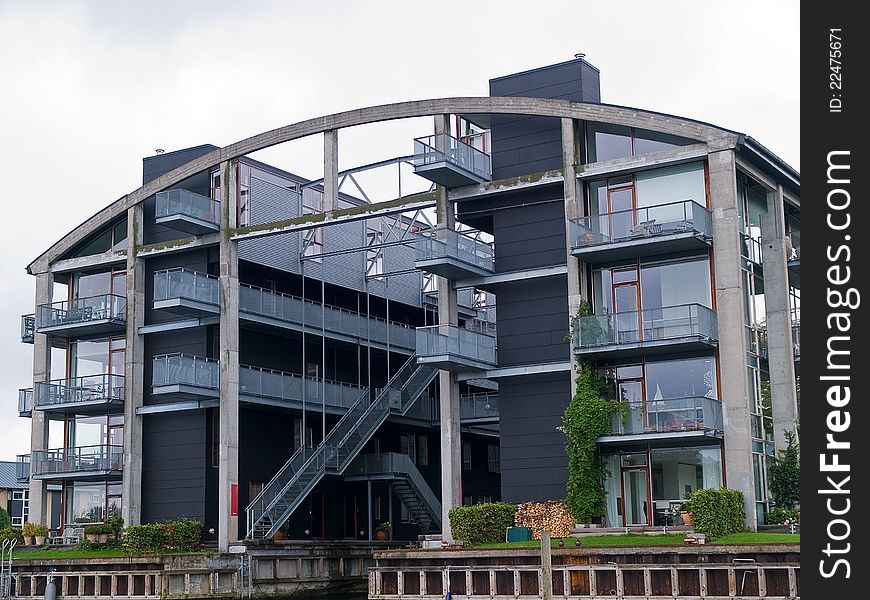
[24,536,35,546]
[86,533,98,543]
[680,512,693,527]
[35,536,47,546]
[375,530,387,540]
[98,534,109,543]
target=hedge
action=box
[1,527,24,545]
[685,488,745,539]
[449,502,517,546]
[122,519,202,554]
[0,508,11,530]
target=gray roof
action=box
[0,461,26,491]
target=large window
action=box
[71,220,128,258]
[587,123,696,163]
[593,256,712,314]
[65,482,122,524]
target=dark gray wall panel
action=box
[494,275,569,366]
[493,200,567,272]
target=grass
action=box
[473,532,799,549]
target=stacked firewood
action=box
[514,500,575,539]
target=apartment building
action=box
[16,58,799,547]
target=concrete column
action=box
[760,185,798,450]
[122,204,146,527]
[218,159,241,550]
[708,149,757,528]
[561,118,586,397]
[29,271,53,526]
[323,129,339,212]
[434,113,462,540]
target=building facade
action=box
[16,58,799,547]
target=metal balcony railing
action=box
[571,200,712,248]
[741,233,763,266]
[239,365,365,410]
[413,133,492,181]
[610,397,723,436]
[34,374,125,411]
[239,283,416,350]
[415,230,495,273]
[18,388,33,417]
[459,392,500,421]
[21,314,35,343]
[786,231,800,262]
[155,189,220,227]
[152,354,219,390]
[36,294,126,331]
[153,268,219,305]
[16,454,30,481]
[31,444,123,478]
[573,304,718,350]
[416,324,497,368]
[793,323,800,358]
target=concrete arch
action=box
[29,96,741,273]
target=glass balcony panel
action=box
[153,269,219,306]
[239,365,365,410]
[610,397,723,436]
[155,189,220,233]
[413,133,492,184]
[574,304,718,352]
[21,314,35,343]
[34,374,124,413]
[416,324,497,370]
[36,294,126,334]
[152,354,219,390]
[415,230,495,277]
[16,454,30,481]
[31,444,123,478]
[18,388,33,417]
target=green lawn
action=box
[474,532,799,549]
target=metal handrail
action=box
[573,303,718,348]
[34,373,124,408]
[415,324,498,365]
[414,229,495,272]
[20,314,35,342]
[153,268,219,305]
[346,453,441,526]
[36,294,126,329]
[18,388,33,415]
[610,396,723,435]
[155,189,220,225]
[152,353,219,389]
[413,133,492,180]
[31,444,123,476]
[571,199,711,247]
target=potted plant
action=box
[83,524,101,543]
[374,522,391,541]
[108,515,124,540]
[98,523,112,544]
[22,522,37,545]
[33,523,49,546]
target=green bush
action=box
[1,527,24,545]
[685,488,745,539]
[108,515,124,537]
[765,507,799,525]
[123,523,167,554]
[0,508,11,530]
[165,519,203,552]
[449,502,517,546]
[769,429,800,509]
[22,522,39,537]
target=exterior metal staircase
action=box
[345,452,442,532]
[246,355,437,539]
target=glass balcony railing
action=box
[34,374,124,412]
[459,392,500,421]
[155,189,220,228]
[239,365,365,410]
[154,268,219,306]
[786,231,800,262]
[573,304,718,350]
[239,283,416,350]
[21,314,35,343]
[152,353,219,391]
[31,444,123,478]
[36,294,126,333]
[610,397,723,436]
[415,230,495,274]
[571,200,712,249]
[18,388,33,417]
[413,133,492,182]
[416,324,497,369]
[793,323,800,358]
[16,454,30,481]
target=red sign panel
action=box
[231,483,238,516]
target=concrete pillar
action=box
[708,149,757,528]
[761,185,798,450]
[434,113,462,540]
[122,204,146,527]
[218,160,241,550]
[323,130,339,212]
[29,271,53,526]
[561,118,586,397]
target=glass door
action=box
[622,468,650,526]
[613,281,640,343]
[608,184,636,240]
[618,380,645,434]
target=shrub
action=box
[684,488,745,539]
[769,429,800,509]
[449,502,517,546]
[22,522,39,537]
[1,527,24,545]
[123,523,166,554]
[765,507,799,525]
[83,524,104,536]
[108,515,124,537]
[164,519,203,552]
[0,508,11,530]
[32,524,49,537]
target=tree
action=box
[769,429,800,509]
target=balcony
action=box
[30,444,123,481]
[34,374,125,415]
[152,354,219,400]
[36,294,126,338]
[153,268,219,316]
[401,392,499,426]
[573,303,718,360]
[155,189,220,234]
[18,388,33,417]
[741,233,763,270]
[413,133,492,187]
[239,284,416,352]
[793,323,800,364]
[21,314,34,343]
[416,324,497,371]
[16,454,30,481]
[598,397,724,445]
[239,365,365,413]
[415,230,495,279]
[787,232,800,288]
[570,200,712,263]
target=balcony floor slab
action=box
[155,214,219,235]
[413,162,489,188]
[575,337,717,361]
[34,398,124,416]
[37,318,126,338]
[571,232,711,264]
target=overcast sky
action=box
[0,0,799,460]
